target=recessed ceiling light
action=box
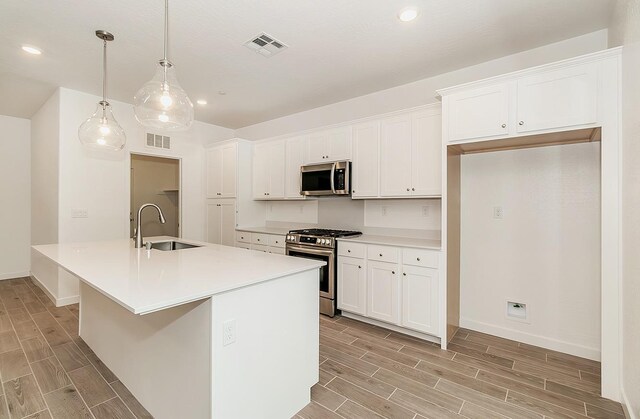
[398,8,419,22]
[218,91,227,96]
[21,45,42,55]
[197,99,207,105]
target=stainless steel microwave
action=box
[300,161,351,196]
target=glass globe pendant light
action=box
[78,30,126,151]
[133,0,193,130]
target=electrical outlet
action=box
[493,206,504,219]
[72,209,88,218]
[421,206,430,217]
[223,319,236,346]
[381,206,388,216]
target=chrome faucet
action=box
[134,203,166,248]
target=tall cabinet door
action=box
[411,110,442,196]
[206,147,222,198]
[366,261,400,324]
[252,143,269,199]
[220,143,237,198]
[401,265,439,335]
[380,115,412,197]
[219,201,236,246]
[337,257,366,315]
[206,201,221,244]
[447,83,510,142]
[285,136,307,199]
[267,141,286,199]
[352,122,379,198]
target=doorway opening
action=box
[130,154,181,238]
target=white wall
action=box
[31,90,60,246]
[236,30,608,140]
[611,0,640,416]
[459,143,601,359]
[56,87,231,244]
[0,115,30,279]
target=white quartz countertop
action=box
[235,226,290,235]
[33,236,324,315]
[336,234,441,250]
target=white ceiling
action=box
[0,0,617,129]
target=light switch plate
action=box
[72,209,88,218]
[223,319,236,346]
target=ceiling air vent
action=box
[146,133,171,150]
[244,33,288,57]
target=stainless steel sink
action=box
[148,241,201,251]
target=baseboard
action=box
[0,271,30,280]
[29,274,79,307]
[621,386,637,419]
[459,317,600,361]
[340,312,441,345]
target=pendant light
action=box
[78,31,126,151]
[133,0,193,131]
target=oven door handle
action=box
[330,162,336,194]
[286,244,334,258]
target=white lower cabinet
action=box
[401,265,439,335]
[367,261,400,324]
[235,231,286,254]
[337,256,366,315]
[337,242,441,338]
[206,200,236,246]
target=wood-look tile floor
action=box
[0,277,151,419]
[296,315,624,419]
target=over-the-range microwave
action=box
[300,161,351,196]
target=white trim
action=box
[341,311,441,345]
[29,274,79,307]
[0,271,30,280]
[459,317,600,361]
[620,386,636,419]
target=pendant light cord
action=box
[163,0,169,62]
[102,38,107,105]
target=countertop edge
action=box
[336,235,442,250]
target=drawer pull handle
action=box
[403,273,406,276]
[501,123,506,128]
[347,249,351,253]
[392,271,395,274]
[519,121,525,126]
[358,265,361,269]
[417,257,421,261]
[379,253,383,257]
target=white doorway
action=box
[130,154,181,238]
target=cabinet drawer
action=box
[367,245,399,264]
[269,246,285,255]
[251,233,270,245]
[338,241,366,258]
[236,243,251,250]
[251,244,270,253]
[269,235,285,248]
[402,248,439,268]
[236,231,251,243]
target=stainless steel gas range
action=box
[285,228,362,317]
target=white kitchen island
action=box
[32,237,324,419]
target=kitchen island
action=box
[32,237,324,419]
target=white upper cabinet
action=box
[206,142,237,198]
[380,108,442,198]
[285,136,307,199]
[447,83,510,142]
[440,56,603,144]
[306,126,352,164]
[351,122,379,198]
[252,140,285,200]
[516,63,598,134]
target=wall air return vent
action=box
[146,133,171,150]
[244,33,288,57]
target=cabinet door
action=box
[307,131,328,164]
[352,122,379,198]
[327,127,352,161]
[252,143,269,199]
[267,141,286,199]
[366,261,400,324]
[411,110,442,196]
[516,63,598,133]
[401,265,439,335]
[220,143,237,198]
[205,201,221,244]
[285,136,307,199]
[219,201,236,246]
[447,83,510,142]
[380,114,412,197]
[206,147,222,198]
[337,257,366,315]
